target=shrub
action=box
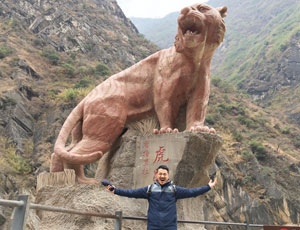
[57,87,93,103]
[10,57,20,67]
[279,44,288,52]
[42,49,60,65]
[205,115,215,125]
[74,79,94,89]
[242,175,254,185]
[65,89,77,101]
[217,103,233,115]
[33,39,46,47]
[0,45,14,59]
[241,150,254,161]
[1,140,32,174]
[280,127,290,134]
[224,94,231,103]
[232,130,243,142]
[77,66,95,77]
[61,63,76,77]
[249,140,267,160]
[293,138,300,148]
[237,115,258,128]
[95,63,111,76]
[211,77,222,87]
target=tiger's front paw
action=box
[153,127,179,134]
[189,125,216,134]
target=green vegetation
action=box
[241,150,254,161]
[56,86,94,103]
[292,137,300,149]
[33,38,46,47]
[205,114,215,125]
[280,126,291,135]
[41,49,60,65]
[0,138,32,174]
[211,77,234,92]
[261,166,276,179]
[242,175,254,185]
[0,45,14,59]
[238,115,258,129]
[61,63,76,77]
[9,57,20,67]
[232,130,243,142]
[249,140,267,160]
[95,63,111,76]
[74,78,94,89]
[213,2,300,87]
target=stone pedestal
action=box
[96,132,222,189]
[32,132,222,230]
[95,132,222,230]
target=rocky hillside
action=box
[0,0,300,228]
[209,0,300,106]
[0,0,158,225]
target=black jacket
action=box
[114,180,211,230]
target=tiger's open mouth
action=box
[180,14,203,38]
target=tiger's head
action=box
[174,3,227,53]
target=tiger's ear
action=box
[216,6,227,18]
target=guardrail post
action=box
[246,213,250,230]
[11,195,30,230]
[246,221,250,230]
[114,211,122,230]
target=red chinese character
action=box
[144,159,149,166]
[143,150,149,158]
[142,167,149,175]
[153,146,169,163]
[144,141,149,148]
[153,169,156,182]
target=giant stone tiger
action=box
[51,3,227,183]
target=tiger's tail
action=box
[54,103,102,165]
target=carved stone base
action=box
[31,133,222,230]
[96,132,222,189]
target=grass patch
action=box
[0,45,14,59]
[0,137,32,174]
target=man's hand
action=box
[106,185,115,193]
[208,177,217,188]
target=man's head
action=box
[155,165,170,185]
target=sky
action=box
[116,0,208,18]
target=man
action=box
[106,165,217,230]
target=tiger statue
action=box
[51,3,227,183]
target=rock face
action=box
[0,0,158,70]
[31,132,222,230]
[0,90,34,153]
[244,33,300,103]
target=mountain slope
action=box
[131,12,178,49]
[0,0,158,224]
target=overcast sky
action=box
[116,0,208,18]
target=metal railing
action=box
[0,194,269,230]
